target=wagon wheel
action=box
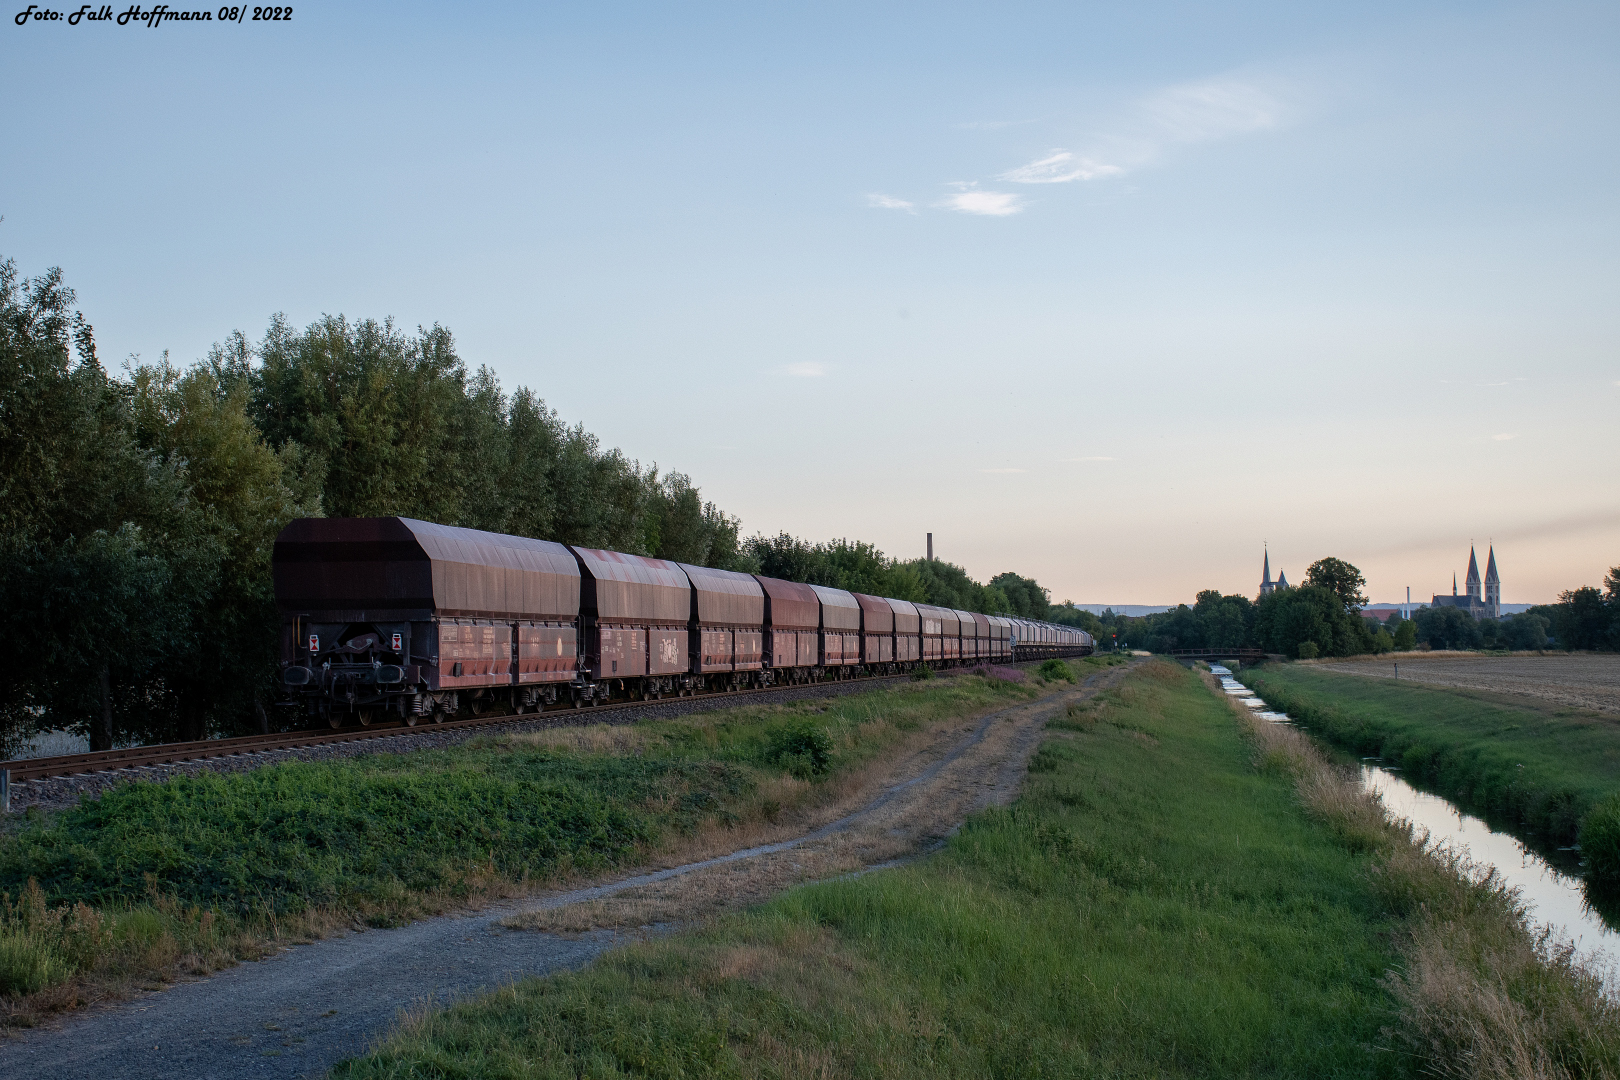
[326,712,343,730]
[405,712,420,727]
[470,696,491,717]
[356,707,375,727]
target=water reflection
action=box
[1207,665,1619,958]
[1360,765,1618,954]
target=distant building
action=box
[1431,545,1500,619]
[1258,549,1289,598]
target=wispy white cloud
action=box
[1481,377,1528,387]
[939,189,1023,216]
[998,75,1286,188]
[866,193,915,212]
[786,362,826,377]
[1141,78,1280,144]
[999,151,1122,184]
[1065,455,1117,462]
[1491,433,1518,441]
[875,74,1287,217]
[978,468,1027,473]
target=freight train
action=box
[272,517,1094,726]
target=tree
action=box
[1390,616,1418,651]
[1605,565,1620,651]
[1500,611,1550,651]
[990,572,1049,619]
[127,355,319,738]
[1305,557,1368,613]
[1193,590,1255,650]
[1413,605,1482,651]
[1256,584,1369,658]
[0,259,217,748]
[1552,586,1608,651]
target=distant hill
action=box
[1362,602,1539,619]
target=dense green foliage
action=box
[1580,795,1620,891]
[1090,554,1617,658]
[1409,606,1553,651]
[740,533,1054,619]
[0,257,736,748]
[1240,666,1616,850]
[1549,569,1620,650]
[0,753,709,914]
[335,661,1407,1079]
[1092,588,1264,654]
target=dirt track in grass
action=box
[1306,653,1620,714]
[0,664,1132,1080]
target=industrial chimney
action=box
[927,533,933,561]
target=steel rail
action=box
[2,651,1094,786]
[1,672,899,784]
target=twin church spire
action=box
[1258,546,1288,598]
[1260,543,1500,619]
[1436,543,1501,618]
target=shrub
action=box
[969,665,1025,684]
[1579,795,1620,889]
[1037,659,1074,683]
[910,664,935,681]
[1296,641,1320,659]
[768,721,833,779]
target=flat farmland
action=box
[1307,653,1620,714]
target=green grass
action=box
[0,671,1047,1010]
[333,660,1406,1079]
[1239,664,1620,848]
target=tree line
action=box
[0,255,1061,752]
[0,258,743,750]
[1078,557,1620,658]
[741,532,1052,621]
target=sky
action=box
[3,0,1617,606]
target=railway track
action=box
[0,672,912,785]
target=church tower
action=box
[1465,546,1482,603]
[1259,548,1274,598]
[1484,546,1500,618]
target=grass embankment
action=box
[1239,665,1620,873]
[335,660,1440,1079]
[0,671,1052,1022]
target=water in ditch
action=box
[1208,664,1619,959]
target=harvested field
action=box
[1308,653,1620,714]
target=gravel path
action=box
[0,666,1128,1080]
[9,675,918,813]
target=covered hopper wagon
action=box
[273,517,1093,726]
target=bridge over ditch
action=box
[1163,648,1270,663]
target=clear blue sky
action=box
[5,0,1617,604]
